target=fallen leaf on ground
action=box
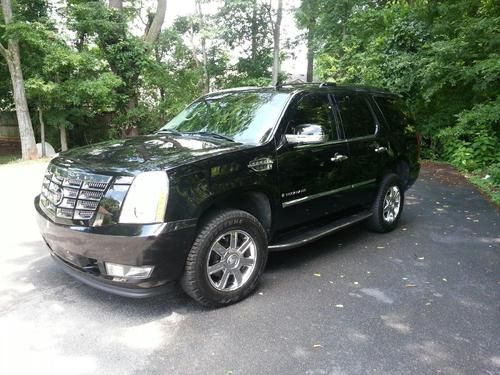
[313,273,321,277]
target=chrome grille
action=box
[40,164,112,222]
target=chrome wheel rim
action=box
[206,230,257,292]
[383,185,401,224]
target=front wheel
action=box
[366,173,404,233]
[181,209,268,307]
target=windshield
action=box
[158,91,290,144]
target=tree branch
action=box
[144,0,167,44]
[0,42,8,61]
[264,2,275,34]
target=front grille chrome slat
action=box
[39,165,112,222]
[78,190,104,201]
[76,200,99,210]
[82,181,108,191]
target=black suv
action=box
[35,83,419,307]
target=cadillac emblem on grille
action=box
[39,164,112,222]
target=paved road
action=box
[0,161,498,375]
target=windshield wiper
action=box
[156,129,183,136]
[186,131,235,142]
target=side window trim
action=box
[332,93,380,140]
[365,95,382,135]
[371,95,393,131]
[328,93,345,140]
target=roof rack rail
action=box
[275,81,337,89]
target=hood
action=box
[52,134,250,176]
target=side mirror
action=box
[285,124,327,145]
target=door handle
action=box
[331,154,348,163]
[374,146,388,153]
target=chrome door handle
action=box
[331,154,348,162]
[374,146,388,153]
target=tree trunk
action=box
[272,0,283,86]
[144,0,167,44]
[109,0,123,10]
[306,18,315,82]
[1,0,38,160]
[59,125,68,152]
[196,0,210,94]
[39,107,46,157]
[251,0,257,63]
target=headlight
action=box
[119,171,169,224]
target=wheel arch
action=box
[378,157,410,189]
[197,190,273,235]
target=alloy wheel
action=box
[383,185,401,224]
[206,230,257,291]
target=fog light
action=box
[105,263,154,279]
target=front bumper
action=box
[35,195,197,298]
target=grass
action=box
[467,173,500,207]
[0,154,51,168]
[0,154,21,165]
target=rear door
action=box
[333,92,390,207]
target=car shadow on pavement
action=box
[1,239,206,317]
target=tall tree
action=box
[218,0,273,85]
[296,0,319,82]
[144,0,167,44]
[0,0,37,159]
[269,0,283,85]
[195,0,210,93]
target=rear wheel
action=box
[181,209,268,307]
[366,173,404,233]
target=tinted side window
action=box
[335,95,376,139]
[374,96,407,129]
[285,93,337,141]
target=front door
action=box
[275,92,351,230]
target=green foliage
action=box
[217,0,273,83]
[2,0,497,182]
[438,97,500,171]
[314,0,500,176]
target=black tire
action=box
[180,209,268,307]
[366,173,404,233]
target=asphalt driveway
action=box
[0,161,498,375]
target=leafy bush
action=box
[438,98,500,171]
